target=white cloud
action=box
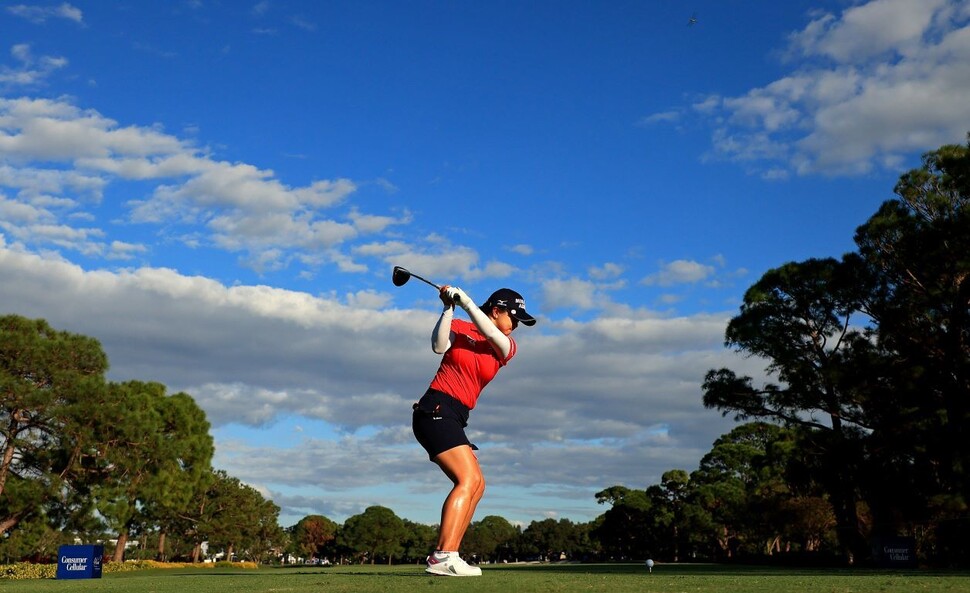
[684,0,970,176]
[642,259,715,287]
[0,96,407,272]
[589,262,624,280]
[0,246,755,523]
[251,1,270,17]
[6,3,83,24]
[289,16,317,31]
[106,240,147,260]
[0,97,186,160]
[355,240,494,285]
[0,164,105,201]
[0,195,49,224]
[0,44,68,87]
[789,0,946,63]
[348,207,406,234]
[639,110,680,125]
[541,277,600,310]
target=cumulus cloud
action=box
[0,44,68,87]
[676,0,970,176]
[541,277,601,310]
[0,4,794,527]
[642,259,715,287]
[0,245,754,524]
[639,110,680,125]
[589,262,624,280]
[0,96,417,273]
[509,243,534,256]
[0,93,518,287]
[355,239,507,285]
[788,0,945,63]
[6,2,83,24]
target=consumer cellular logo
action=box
[883,546,911,561]
[60,556,89,571]
[57,544,103,580]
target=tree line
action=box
[700,137,970,566]
[0,315,282,564]
[1,138,968,567]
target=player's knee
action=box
[462,470,484,493]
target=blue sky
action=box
[2,0,969,528]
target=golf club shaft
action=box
[392,266,461,304]
[408,273,440,290]
[412,273,462,305]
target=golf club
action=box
[391,266,461,304]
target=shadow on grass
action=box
[481,562,967,578]
[271,567,432,578]
[158,563,970,580]
[169,572,266,577]
[160,568,415,578]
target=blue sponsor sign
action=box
[871,536,917,568]
[56,544,104,579]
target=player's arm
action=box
[432,288,455,354]
[447,287,512,359]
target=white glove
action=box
[447,286,471,308]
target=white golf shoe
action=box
[425,552,482,577]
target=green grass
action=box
[8,563,970,593]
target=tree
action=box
[196,470,281,563]
[463,515,519,563]
[778,496,837,552]
[693,423,773,558]
[691,422,802,558]
[88,381,214,562]
[339,506,406,564]
[703,136,970,566]
[0,315,108,536]
[702,257,871,563]
[651,470,692,562]
[147,460,216,561]
[158,468,217,562]
[400,519,436,564]
[852,138,970,563]
[0,512,74,563]
[291,515,338,561]
[144,389,215,560]
[519,518,582,562]
[592,486,653,560]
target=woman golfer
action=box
[412,285,536,577]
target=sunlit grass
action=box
[9,562,970,593]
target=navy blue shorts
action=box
[412,388,477,461]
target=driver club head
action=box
[392,266,411,287]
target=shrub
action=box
[1,559,260,580]
[0,562,57,580]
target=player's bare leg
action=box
[433,444,485,551]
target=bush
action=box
[0,562,57,580]
[1,559,261,580]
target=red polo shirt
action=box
[429,319,517,409]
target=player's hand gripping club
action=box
[439,285,470,309]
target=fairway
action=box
[9,563,970,593]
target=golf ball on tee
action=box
[645,559,654,569]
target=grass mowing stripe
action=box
[9,563,970,593]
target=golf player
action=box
[412,285,536,577]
